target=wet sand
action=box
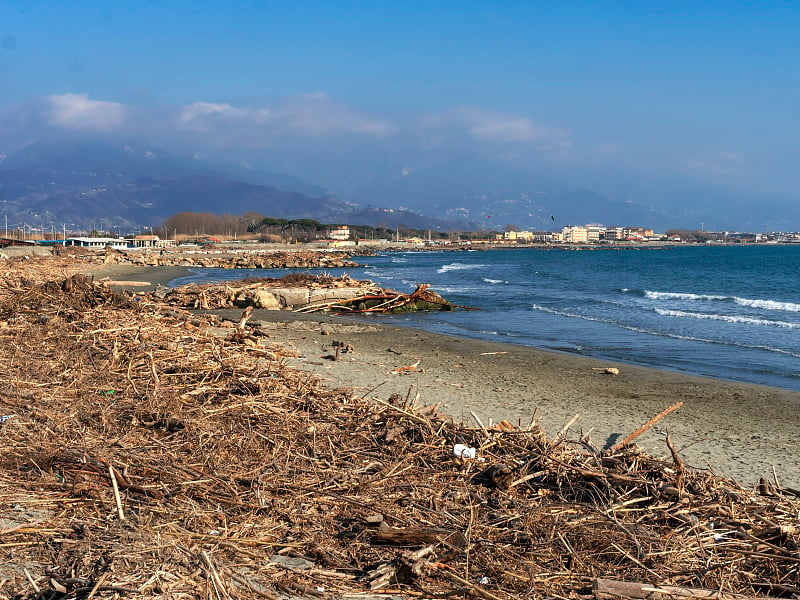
[91,264,800,487]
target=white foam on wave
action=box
[655,308,800,328]
[363,269,396,281]
[644,290,800,314]
[437,263,485,274]
[436,286,481,293]
[733,297,800,312]
[645,290,727,301]
[482,278,506,284]
[530,304,800,357]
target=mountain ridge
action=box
[0,140,472,232]
[2,139,796,233]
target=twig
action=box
[610,402,683,452]
[108,464,126,520]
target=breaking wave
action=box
[654,308,800,328]
[638,290,800,313]
[733,297,800,312]
[437,262,486,274]
[530,304,800,357]
[644,291,728,301]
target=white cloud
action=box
[46,93,126,131]
[178,102,270,128]
[275,94,395,137]
[176,95,394,138]
[420,106,571,148]
[469,115,548,143]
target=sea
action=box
[169,244,800,392]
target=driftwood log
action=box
[594,578,777,600]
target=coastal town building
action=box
[503,230,534,242]
[561,225,589,243]
[327,225,351,241]
[64,237,131,249]
[131,234,177,248]
[63,236,177,249]
[602,226,655,242]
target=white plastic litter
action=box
[453,443,477,459]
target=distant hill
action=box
[4,139,788,234]
[343,154,655,231]
[330,152,800,232]
[0,140,467,231]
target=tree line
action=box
[159,211,480,242]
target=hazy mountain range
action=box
[0,139,796,233]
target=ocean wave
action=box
[654,308,800,328]
[733,297,800,312]
[435,286,482,293]
[482,278,507,284]
[644,290,727,301]
[642,290,800,313]
[437,262,486,274]
[530,304,800,357]
[362,269,396,281]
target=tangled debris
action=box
[161,275,460,313]
[0,275,798,600]
[95,247,362,270]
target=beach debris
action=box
[453,443,477,459]
[325,339,354,361]
[609,401,684,452]
[593,366,620,375]
[97,279,152,287]
[295,282,465,314]
[593,578,761,600]
[237,304,254,329]
[391,359,423,374]
[158,274,466,313]
[74,246,363,270]
[0,263,797,599]
[331,340,354,353]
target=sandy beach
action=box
[95,263,800,488]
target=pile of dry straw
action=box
[0,256,798,599]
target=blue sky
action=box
[1,1,799,196]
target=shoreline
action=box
[92,264,800,487]
[232,309,799,487]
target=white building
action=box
[64,237,130,249]
[327,226,350,241]
[562,226,589,243]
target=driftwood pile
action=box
[0,254,106,282]
[161,274,458,313]
[96,248,361,270]
[0,274,798,600]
